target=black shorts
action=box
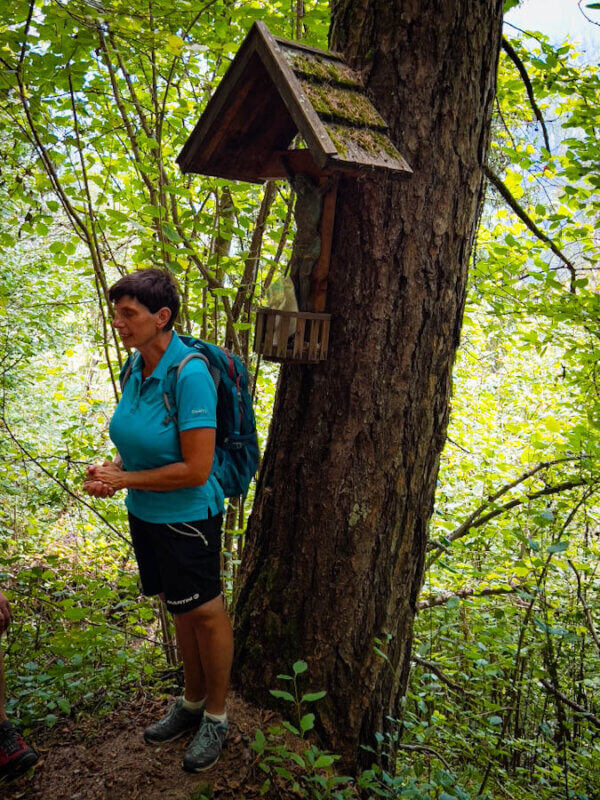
[128,512,223,615]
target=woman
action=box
[84,268,232,772]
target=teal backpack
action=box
[120,335,259,499]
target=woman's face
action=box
[112,295,166,349]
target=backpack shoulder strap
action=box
[182,344,223,389]
[162,352,214,425]
[176,352,211,381]
[119,352,139,390]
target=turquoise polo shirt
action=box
[109,331,225,523]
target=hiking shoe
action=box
[182,715,228,772]
[143,698,205,744]
[0,721,39,783]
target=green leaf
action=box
[141,204,164,219]
[161,222,181,242]
[165,33,185,55]
[274,766,293,780]
[288,752,306,768]
[313,754,336,769]
[547,541,568,554]
[281,720,300,736]
[548,626,569,636]
[63,607,87,621]
[105,209,130,223]
[301,691,326,703]
[252,729,266,753]
[374,646,389,662]
[269,689,294,703]
[293,660,308,675]
[300,713,315,732]
[57,697,71,714]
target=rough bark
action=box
[234,0,503,769]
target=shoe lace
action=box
[167,701,182,720]
[0,725,23,757]
[191,720,223,752]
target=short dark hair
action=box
[109,268,180,331]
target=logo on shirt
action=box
[191,408,208,415]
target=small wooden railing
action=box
[254,309,331,363]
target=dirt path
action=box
[3,693,273,800]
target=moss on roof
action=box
[301,81,387,130]
[324,123,405,167]
[285,50,361,89]
[278,39,401,169]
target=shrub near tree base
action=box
[0,547,165,729]
[251,661,351,798]
[252,663,494,800]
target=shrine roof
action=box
[176,21,411,183]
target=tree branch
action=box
[96,27,158,206]
[540,678,600,728]
[168,192,243,354]
[0,411,128,544]
[67,69,122,398]
[502,36,551,153]
[232,180,277,321]
[477,493,590,797]
[107,29,154,139]
[410,655,462,692]
[568,559,600,656]
[264,187,295,292]
[1,59,90,241]
[418,584,525,610]
[18,0,35,68]
[157,0,222,137]
[484,165,577,293]
[396,744,454,773]
[578,0,600,28]
[427,457,587,563]
[494,96,517,152]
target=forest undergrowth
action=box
[1,0,600,797]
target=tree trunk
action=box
[234,0,503,769]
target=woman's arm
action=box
[88,428,216,492]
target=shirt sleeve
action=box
[175,359,218,431]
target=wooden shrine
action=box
[177,21,411,363]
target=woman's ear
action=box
[156,307,172,330]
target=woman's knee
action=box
[176,593,225,626]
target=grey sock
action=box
[182,697,206,712]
